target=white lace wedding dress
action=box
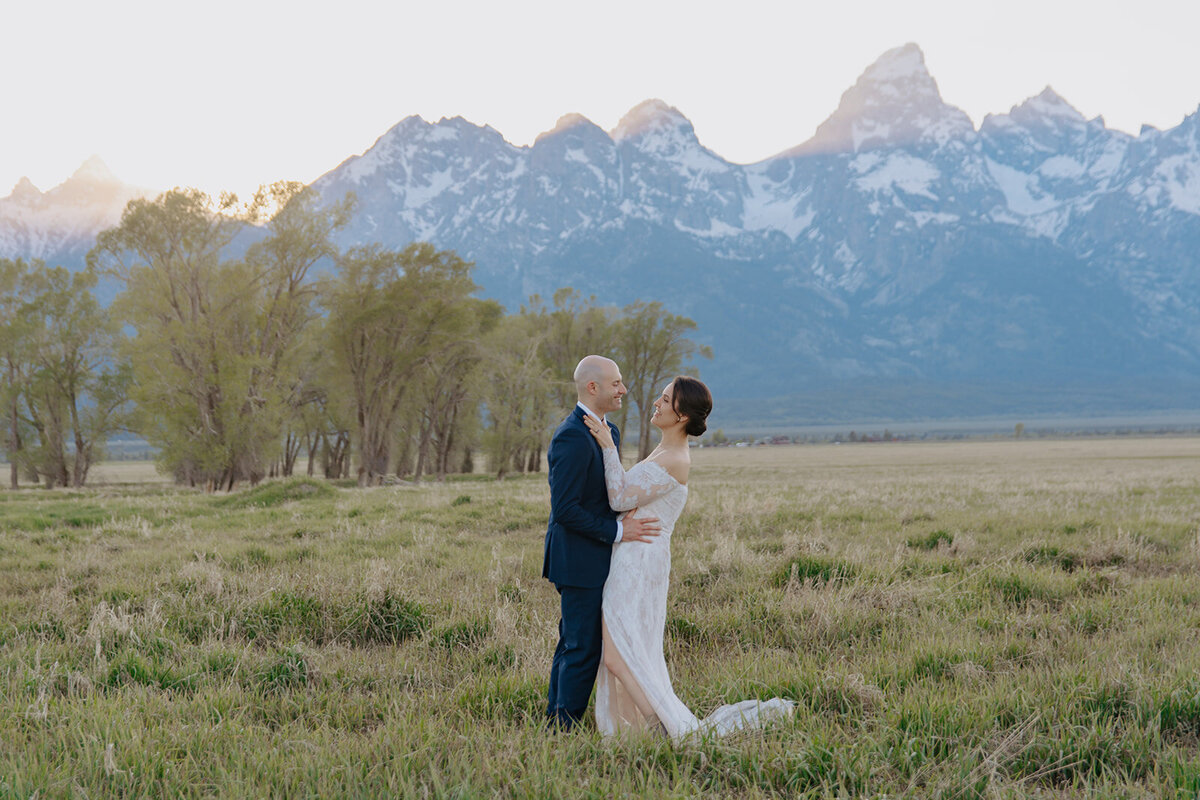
[595,448,794,740]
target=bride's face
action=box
[650,382,683,430]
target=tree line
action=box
[0,183,710,490]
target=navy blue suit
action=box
[543,405,620,729]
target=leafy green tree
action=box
[289,316,354,479]
[19,264,129,487]
[0,258,35,488]
[244,183,354,480]
[321,243,477,486]
[90,188,248,488]
[409,298,503,481]
[480,312,555,479]
[90,184,350,490]
[529,288,617,413]
[615,301,713,459]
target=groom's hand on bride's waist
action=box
[621,510,661,543]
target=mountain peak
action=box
[612,99,694,141]
[789,43,973,156]
[534,112,607,145]
[377,115,435,142]
[10,176,41,201]
[371,114,506,153]
[860,42,932,85]
[1014,87,1086,123]
[68,155,119,184]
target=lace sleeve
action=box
[601,447,679,512]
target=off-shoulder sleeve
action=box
[601,447,679,512]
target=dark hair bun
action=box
[672,376,711,438]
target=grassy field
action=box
[2,438,1200,798]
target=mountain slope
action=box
[6,45,1199,417]
[306,44,1200,405]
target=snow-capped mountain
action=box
[0,156,150,270]
[790,42,977,156]
[6,43,1199,415]
[306,43,1200,406]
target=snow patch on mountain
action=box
[1088,140,1127,179]
[674,217,741,238]
[396,168,456,209]
[911,211,959,227]
[1155,155,1200,214]
[985,158,1060,216]
[1039,155,1085,179]
[855,154,940,199]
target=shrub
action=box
[433,617,491,650]
[6,505,109,532]
[457,675,544,722]
[980,572,1061,607]
[257,647,310,693]
[773,555,856,587]
[1023,545,1081,571]
[906,529,953,550]
[356,591,430,645]
[239,591,326,643]
[217,478,335,509]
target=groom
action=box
[543,355,660,731]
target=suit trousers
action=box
[546,583,604,730]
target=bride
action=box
[582,376,794,739]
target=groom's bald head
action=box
[574,355,626,414]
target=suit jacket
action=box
[542,405,621,588]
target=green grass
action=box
[2,437,1200,797]
[214,476,336,508]
[906,528,953,550]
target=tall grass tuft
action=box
[216,477,335,509]
[906,529,953,550]
[772,554,857,587]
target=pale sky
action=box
[4,0,1198,200]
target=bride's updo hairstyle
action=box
[672,376,712,437]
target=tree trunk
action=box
[436,403,459,481]
[358,415,390,486]
[324,431,350,480]
[8,387,19,489]
[638,407,654,461]
[306,433,318,477]
[69,387,88,488]
[413,414,434,482]
[282,432,301,477]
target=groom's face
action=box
[593,364,627,415]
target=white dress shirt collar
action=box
[576,401,606,424]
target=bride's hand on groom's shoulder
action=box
[583,415,615,449]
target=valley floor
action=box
[3,438,1200,797]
